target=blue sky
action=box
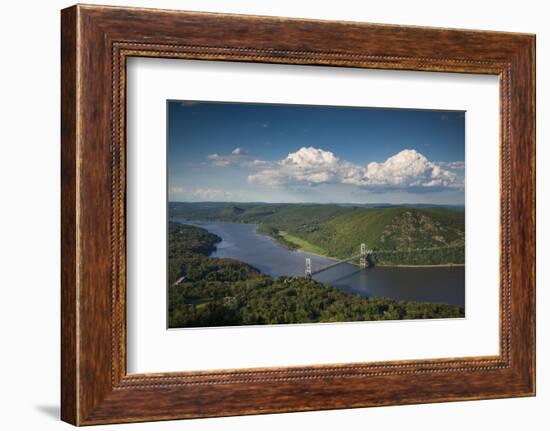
[168,101,465,205]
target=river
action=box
[172,219,465,307]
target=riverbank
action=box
[169,219,465,307]
[377,263,466,268]
[262,225,464,269]
[260,227,337,259]
[168,221,465,328]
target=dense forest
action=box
[169,202,465,265]
[168,222,464,328]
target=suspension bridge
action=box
[304,243,462,278]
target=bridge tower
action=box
[305,258,312,278]
[360,243,367,269]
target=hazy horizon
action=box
[169,200,465,208]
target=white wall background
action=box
[0,0,546,429]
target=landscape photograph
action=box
[167,100,466,329]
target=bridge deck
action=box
[308,245,463,276]
[310,254,362,275]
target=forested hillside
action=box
[168,222,464,328]
[169,202,465,265]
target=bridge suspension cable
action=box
[305,243,463,277]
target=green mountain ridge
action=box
[169,202,465,265]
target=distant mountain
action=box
[169,202,465,265]
[335,203,465,212]
[169,201,464,212]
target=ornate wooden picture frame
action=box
[61,4,535,425]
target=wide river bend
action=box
[173,219,465,307]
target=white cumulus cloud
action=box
[232,147,246,155]
[207,147,248,166]
[437,160,465,170]
[169,186,232,200]
[247,147,463,190]
[358,149,460,188]
[247,147,344,186]
[193,188,232,199]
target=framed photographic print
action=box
[61,4,535,425]
[165,101,466,330]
